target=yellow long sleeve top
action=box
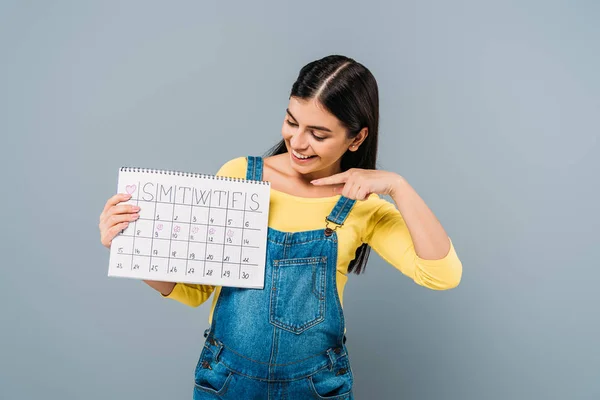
[162,156,462,323]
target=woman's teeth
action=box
[292,150,315,159]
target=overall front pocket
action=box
[194,345,235,396]
[307,358,353,400]
[269,256,327,334]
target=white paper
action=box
[108,167,270,289]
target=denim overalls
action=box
[193,156,356,399]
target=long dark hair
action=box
[264,54,380,275]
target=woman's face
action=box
[281,96,364,179]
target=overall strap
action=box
[246,156,264,181]
[325,196,356,227]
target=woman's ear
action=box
[349,127,368,151]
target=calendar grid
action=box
[109,168,271,289]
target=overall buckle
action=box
[324,217,343,236]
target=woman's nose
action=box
[290,130,309,149]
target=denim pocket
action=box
[269,256,327,334]
[194,346,235,396]
[306,355,353,399]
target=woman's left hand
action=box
[311,169,405,200]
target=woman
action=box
[99,54,462,399]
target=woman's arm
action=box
[388,176,451,261]
[312,169,462,289]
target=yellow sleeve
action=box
[161,156,248,306]
[364,199,462,290]
[212,156,248,179]
[161,283,216,307]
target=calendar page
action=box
[108,167,271,289]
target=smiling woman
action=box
[280,97,368,179]
[98,54,463,399]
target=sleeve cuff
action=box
[160,283,180,299]
[415,237,457,264]
[414,237,463,289]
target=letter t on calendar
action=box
[108,167,271,289]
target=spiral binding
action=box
[119,166,270,185]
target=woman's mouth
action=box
[291,149,317,163]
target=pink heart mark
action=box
[126,184,137,194]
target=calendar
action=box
[108,167,271,289]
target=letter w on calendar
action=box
[108,167,271,289]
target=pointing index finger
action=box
[310,170,349,186]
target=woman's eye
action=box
[286,120,325,141]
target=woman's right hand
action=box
[98,194,175,295]
[99,193,140,248]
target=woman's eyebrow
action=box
[286,109,333,132]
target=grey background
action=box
[1,1,598,399]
